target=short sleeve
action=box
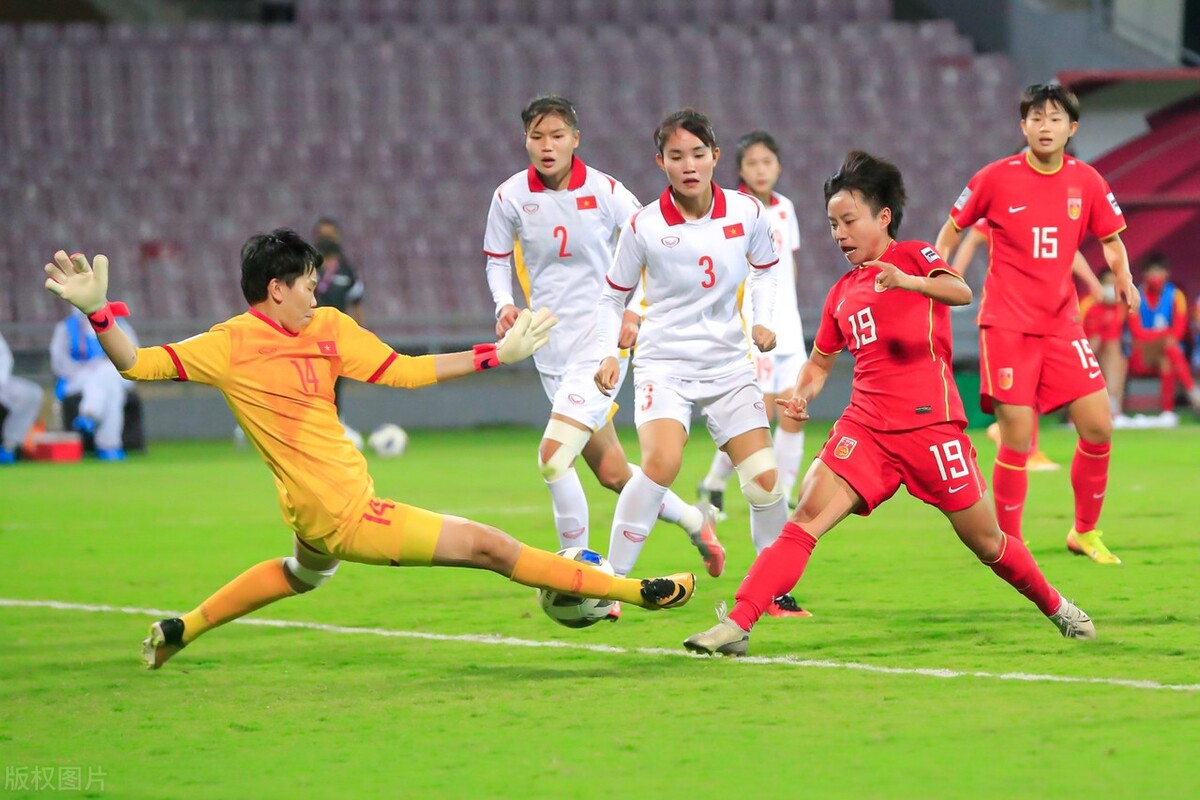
[747,204,778,269]
[948,166,990,230]
[912,242,963,280]
[813,283,846,356]
[786,206,801,253]
[609,180,642,235]
[120,328,230,385]
[482,188,518,258]
[1088,171,1126,240]
[606,217,646,292]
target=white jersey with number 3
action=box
[741,189,805,355]
[483,157,641,375]
[600,185,778,381]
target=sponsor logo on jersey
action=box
[998,367,1014,391]
[576,195,597,210]
[1067,196,1082,220]
[1106,192,1122,215]
[318,340,337,356]
[568,393,585,405]
[833,436,857,460]
[920,246,939,263]
[953,186,972,210]
[754,401,766,411]
[723,223,745,239]
[661,236,680,248]
[522,203,540,214]
[915,405,932,414]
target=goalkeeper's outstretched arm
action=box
[43,250,138,372]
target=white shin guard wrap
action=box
[538,420,592,482]
[736,447,784,507]
[283,556,339,592]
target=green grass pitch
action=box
[3,423,1198,799]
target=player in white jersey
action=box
[695,131,811,617]
[595,109,790,579]
[483,96,724,591]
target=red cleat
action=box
[766,594,812,618]
[605,601,622,621]
[689,502,726,578]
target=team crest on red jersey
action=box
[1067,196,1082,220]
[833,436,857,460]
[998,367,1014,391]
[318,340,337,356]
[723,223,745,239]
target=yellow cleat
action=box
[1066,529,1121,564]
[640,572,695,609]
[1026,450,1061,472]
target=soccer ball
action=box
[537,547,616,628]
[368,423,408,458]
[342,421,364,451]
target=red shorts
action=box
[818,418,987,516]
[979,326,1107,414]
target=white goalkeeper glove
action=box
[44,251,110,314]
[497,307,557,365]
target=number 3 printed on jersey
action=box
[849,307,877,348]
[699,256,716,289]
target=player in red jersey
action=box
[935,84,1138,564]
[1128,255,1200,423]
[1080,269,1129,421]
[684,152,1095,655]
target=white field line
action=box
[3,598,1198,693]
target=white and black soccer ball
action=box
[537,547,616,628]
[368,423,408,458]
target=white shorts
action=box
[633,365,768,447]
[753,349,808,396]
[539,351,630,431]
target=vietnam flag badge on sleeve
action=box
[576,195,598,210]
[318,340,338,356]
[723,223,745,239]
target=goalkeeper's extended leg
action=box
[142,539,338,669]
[432,515,693,610]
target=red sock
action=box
[1160,369,1177,412]
[728,521,817,631]
[983,534,1061,616]
[1166,344,1194,393]
[1071,438,1111,533]
[993,446,1029,539]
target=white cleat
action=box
[1049,598,1097,640]
[683,602,750,656]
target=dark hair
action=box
[654,108,718,155]
[521,95,578,132]
[313,216,340,236]
[823,151,907,237]
[735,131,780,167]
[240,229,323,304]
[1143,252,1167,271]
[1020,83,1080,123]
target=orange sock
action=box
[508,546,644,606]
[180,559,296,644]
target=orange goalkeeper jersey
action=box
[121,307,437,539]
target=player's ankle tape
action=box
[473,343,500,371]
[86,301,130,333]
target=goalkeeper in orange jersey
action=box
[43,231,694,670]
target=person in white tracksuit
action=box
[0,330,44,463]
[49,308,137,459]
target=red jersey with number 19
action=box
[949,152,1126,336]
[814,240,966,432]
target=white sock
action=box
[750,496,789,553]
[630,464,703,535]
[607,470,669,577]
[774,428,806,504]
[702,450,735,492]
[545,468,589,549]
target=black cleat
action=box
[142,617,186,669]
[640,573,696,609]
